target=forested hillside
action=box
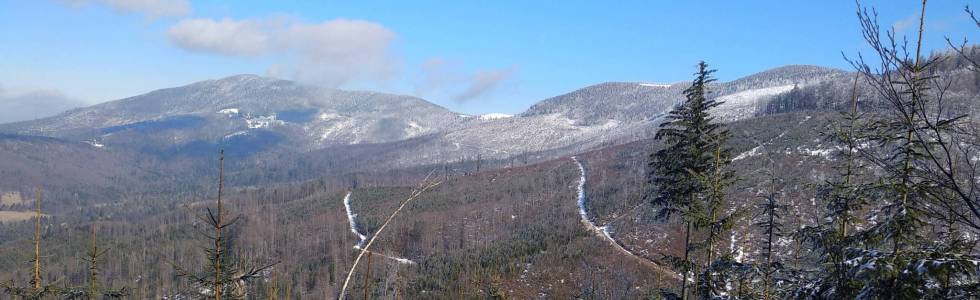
[1,1,979,299]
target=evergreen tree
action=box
[649,61,732,299]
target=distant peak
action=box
[189,74,289,90]
[215,74,277,83]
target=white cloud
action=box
[0,86,85,124]
[62,0,191,18]
[167,18,271,57]
[168,16,398,87]
[284,19,398,87]
[454,68,516,103]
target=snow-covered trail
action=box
[343,191,416,265]
[344,192,368,249]
[571,157,681,280]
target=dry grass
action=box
[0,192,23,206]
[0,211,39,223]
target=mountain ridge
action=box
[0,63,859,170]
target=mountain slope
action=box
[384,65,849,165]
[0,65,853,174]
[521,82,685,125]
[523,65,849,125]
[0,75,463,152]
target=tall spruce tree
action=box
[649,61,732,299]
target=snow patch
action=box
[713,84,796,121]
[479,113,513,120]
[392,257,415,265]
[717,85,796,106]
[730,232,745,263]
[223,130,248,139]
[733,145,764,161]
[574,157,590,222]
[218,108,239,115]
[84,140,105,148]
[318,118,355,143]
[343,192,368,249]
[639,83,672,88]
[318,112,341,121]
[796,146,838,158]
[245,114,282,129]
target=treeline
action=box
[758,45,980,117]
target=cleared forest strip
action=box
[342,191,416,265]
[571,157,681,280]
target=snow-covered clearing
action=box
[245,114,282,129]
[343,191,415,265]
[571,157,680,279]
[218,108,239,115]
[733,145,763,161]
[713,84,796,121]
[479,113,514,120]
[716,85,795,107]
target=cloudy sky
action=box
[0,0,976,122]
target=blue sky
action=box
[0,0,976,117]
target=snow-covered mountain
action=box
[522,82,685,125]
[523,65,847,125]
[0,75,463,153]
[0,65,850,165]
